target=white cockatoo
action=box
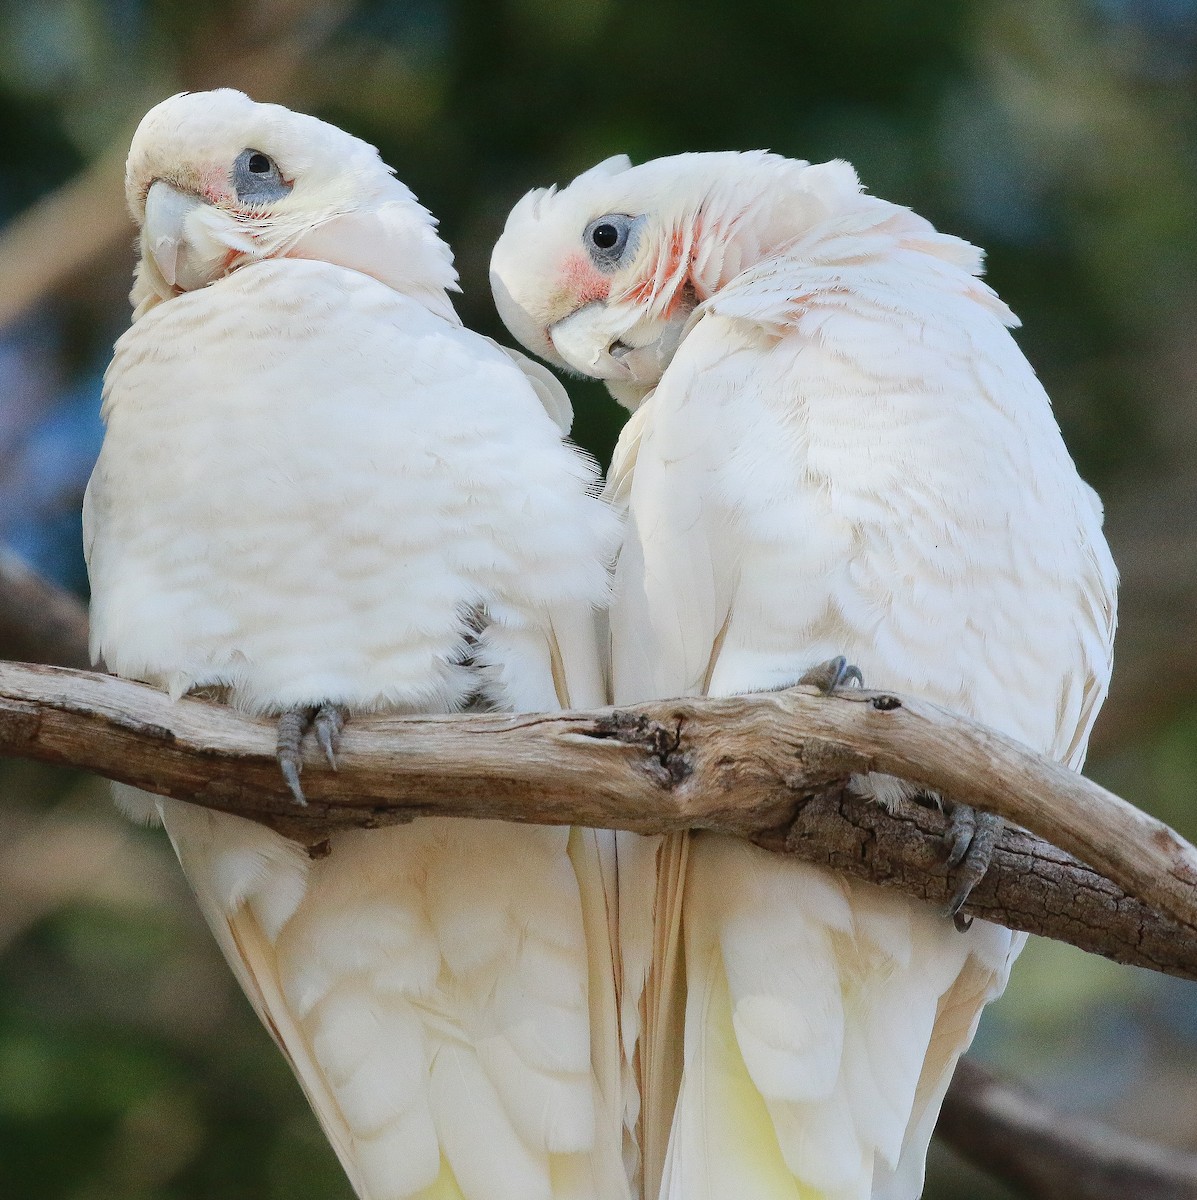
[85,90,630,1200]
[491,151,1118,1200]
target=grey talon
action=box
[942,803,1002,929]
[314,704,344,770]
[276,708,310,806]
[274,704,347,802]
[279,755,307,807]
[798,655,865,694]
[944,804,976,870]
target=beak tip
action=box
[143,180,204,292]
[152,237,181,287]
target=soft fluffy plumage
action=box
[492,150,1117,1200]
[89,90,627,1200]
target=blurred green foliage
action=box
[1,1,1196,1197]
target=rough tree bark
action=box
[1,660,1196,985]
[2,570,1197,1199]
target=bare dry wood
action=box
[941,1058,1197,1200]
[1,661,1196,976]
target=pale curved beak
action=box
[142,180,209,290]
[550,304,635,382]
[550,303,689,387]
[609,320,688,385]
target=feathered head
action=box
[490,150,865,405]
[125,89,457,319]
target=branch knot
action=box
[591,710,692,787]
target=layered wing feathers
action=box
[92,258,626,1200]
[614,203,1115,1200]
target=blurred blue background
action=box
[1,0,1197,1196]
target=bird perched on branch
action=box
[492,150,1118,1200]
[85,90,628,1200]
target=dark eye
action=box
[232,148,292,205]
[591,222,620,249]
[584,213,640,271]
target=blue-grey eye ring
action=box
[232,148,292,205]
[584,213,640,270]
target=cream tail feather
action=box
[492,150,1117,1200]
[90,91,628,1200]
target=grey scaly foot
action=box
[797,655,863,694]
[313,703,344,769]
[275,704,347,805]
[942,800,1003,931]
[276,709,310,805]
[794,657,997,929]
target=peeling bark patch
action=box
[591,710,693,786]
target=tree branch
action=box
[941,1058,1197,1200]
[1,661,1196,978]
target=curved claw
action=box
[314,704,344,770]
[274,704,347,804]
[276,709,309,806]
[798,655,865,694]
[943,804,1003,930]
[944,803,977,870]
